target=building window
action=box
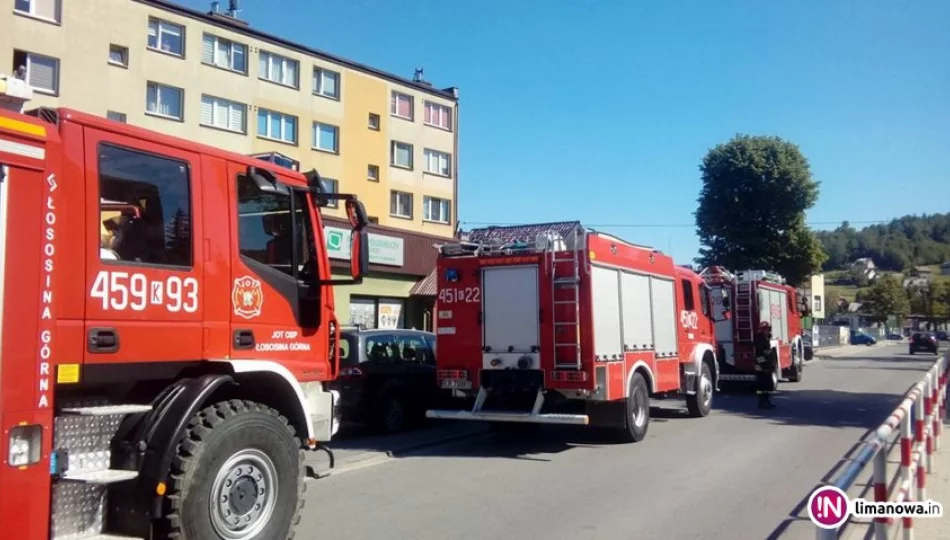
[12,50,59,95]
[367,164,379,182]
[349,297,406,329]
[257,108,297,144]
[236,176,315,279]
[814,295,823,313]
[390,190,413,219]
[109,44,129,68]
[202,34,247,73]
[312,122,339,153]
[147,18,185,57]
[200,95,246,133]
[313,68,340,99]
[424,101,452,131]
[368,113,380,131]
[423,196,451,224]
[259,50,299,88]
[14,0,60,23]
[423,149,451,177]
[98,143,192,267]
[320,177,339,208]
[391,141,413,169]
[391,91,413,120]
[106,111,127,123]
[146,82,184,121]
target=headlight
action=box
[8,424,42,467]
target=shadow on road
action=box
[713,387,912,429]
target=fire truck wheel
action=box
[686,362,713,418]
[618,372,649,443]
[163,399,305,540]
[787,347,803,383]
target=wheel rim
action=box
[209,449,279,540]
[632,386,647,427]
[385,398,404,431]
[701,372,713,408]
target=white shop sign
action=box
[324,226,404,267]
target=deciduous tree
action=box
[694,134,826,286]
[863,274,910,323]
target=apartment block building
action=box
[2,0,460,330]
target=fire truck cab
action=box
[0,102,370,540]
[700,266,810,389]
[426,222,719,443]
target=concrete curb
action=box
[315,424,490,476]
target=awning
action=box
[409,269,438,296]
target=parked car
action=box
[886,332,903,340]
[328,327,439,434]
[936,330,948,341]
[802,332,814,360]
[850,330,877,346]
[909,332,939,355]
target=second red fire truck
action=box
[700,266,810,390]
[426,221,720,442]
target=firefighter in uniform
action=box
[754,321,777,409]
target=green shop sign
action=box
[324,226,405,266]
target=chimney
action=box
[227,0,240,18]
[210,1,219,13]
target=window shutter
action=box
[28,55,56,92]
[214,99,229,127]
[200,96,214,126]
[36,0,58,20]
[230,103,245,132]
[202,35,215,64]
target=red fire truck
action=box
[699,266,809,390]
[426,222,720,442]
[0,102,371,539]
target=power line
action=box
[458,219,895,229]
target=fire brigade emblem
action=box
[232,276,264,319]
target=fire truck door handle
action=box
[233,330,255,349]
[88,328,119,354]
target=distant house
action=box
[850,258,877,282]
[942,262,950,276]
[904,277,930,290]
[910,266,933,277]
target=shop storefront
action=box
[322,217,444,331]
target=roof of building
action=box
[138,0,458,100]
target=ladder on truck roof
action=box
[735,281,755,343]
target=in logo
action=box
[232,276,264,319]
[808,486,850,529]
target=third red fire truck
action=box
[700,266,810,390]
[426,221,720,442]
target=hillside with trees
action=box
[817,213,950,272]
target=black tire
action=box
[163,400,304,540]
[686,362,713,417]
[378,392,409,434]
[617,372,649,443]
[787,347,804,383]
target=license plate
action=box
[441,379,472,390]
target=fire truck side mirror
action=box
[350,230,370,281]
[345,199,369,230]
[246,166,289,195]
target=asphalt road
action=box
[299,343,945,540]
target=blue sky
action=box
[179,0,949,264]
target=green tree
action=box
[825,290,843,315]
[694,134,826,286]
[862,274,910,323]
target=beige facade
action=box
[1,0,459,237]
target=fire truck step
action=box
[61,469,139,484]
[426,409,590,425]
[553,278,579,285]
[553,300,578,305]
[77,534,145,540]
[60,404,153,416]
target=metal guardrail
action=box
[816,351,949,539]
